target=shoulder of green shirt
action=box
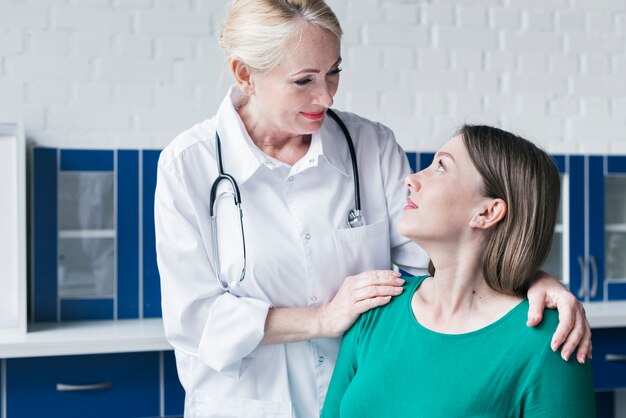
[355,274,428,324]
[401,274,429,290]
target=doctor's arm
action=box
[262,270,404,344]
[155,163,272,378]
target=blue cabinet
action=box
[1,351,184,418]
[32,148,163,322]
[5,352,160,418]
[591,327,626,391]
[28,147,187,417]
[163,351,185,416]
[1,360,4,417]
[568,156,626,302]
[515,153,626,301]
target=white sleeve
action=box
[155,160,270,378]
[377,127,430,276]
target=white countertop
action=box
[0,318,171,359]
[585,300,626,329]
[0,301,625,359]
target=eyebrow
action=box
[290,57,342,77]
[435,151,455,162]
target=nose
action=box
[315,81,335,108]
[405,172,421,192]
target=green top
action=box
[322,275,595,418]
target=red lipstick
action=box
[301,110,325,121]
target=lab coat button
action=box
[310,296,318,302]
[318,356,325,363]
[309,158,315,163]
[304,233,311,239]
[288,176,294,182]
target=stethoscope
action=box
[210,108,362,291]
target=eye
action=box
[328,67,342,76]
[434,159,445,173]
[294,78,312,86]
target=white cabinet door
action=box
[0,123,26,335]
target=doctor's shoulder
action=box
[158,118,218,174]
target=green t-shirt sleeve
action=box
[321,316,363,418]
[520,344,596,417]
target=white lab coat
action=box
[155,86,428,418]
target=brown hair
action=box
[429,125,561,296]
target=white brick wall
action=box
[0,0,624,153]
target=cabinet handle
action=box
[606,354,626,362]
[56,382,112,392]
[577,255,587,299]
[589,255,598,298]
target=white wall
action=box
[1,0,625,153]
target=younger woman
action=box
[322,125,596,417]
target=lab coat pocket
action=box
[188,391,294,418]
[333,217,392,280]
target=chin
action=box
[396,220,413,240]
[305,120,324,132]
[398,223,430,248]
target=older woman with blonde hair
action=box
[323,126,596,417]
[155,0,592,416]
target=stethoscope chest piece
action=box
[347,209,364,228]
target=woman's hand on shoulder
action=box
[318,270,405,338]
[526,272,592,364]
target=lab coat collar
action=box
[215,86,350,184]
[319,112,351,178]
[214,86,264,185]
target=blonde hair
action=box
[219,0,342,72]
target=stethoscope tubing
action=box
[211,109,360,290]
[326,108,361,219]
[210,132,241,216]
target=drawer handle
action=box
[605,354,626,362]
[56,382,112,392]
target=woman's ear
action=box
[230,58,254,95]
[469,198,507,229]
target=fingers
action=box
[353,295,393,313]
[550,300,575,353]
[352,270,403,287]
[353,270,404,298]
[558,323,582,362]
[321,271,405,337]
[576,323,593,364]
[526,286,547,327]
[353,284,403,301]
[559,306,591,363]
[344,270,405,314]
